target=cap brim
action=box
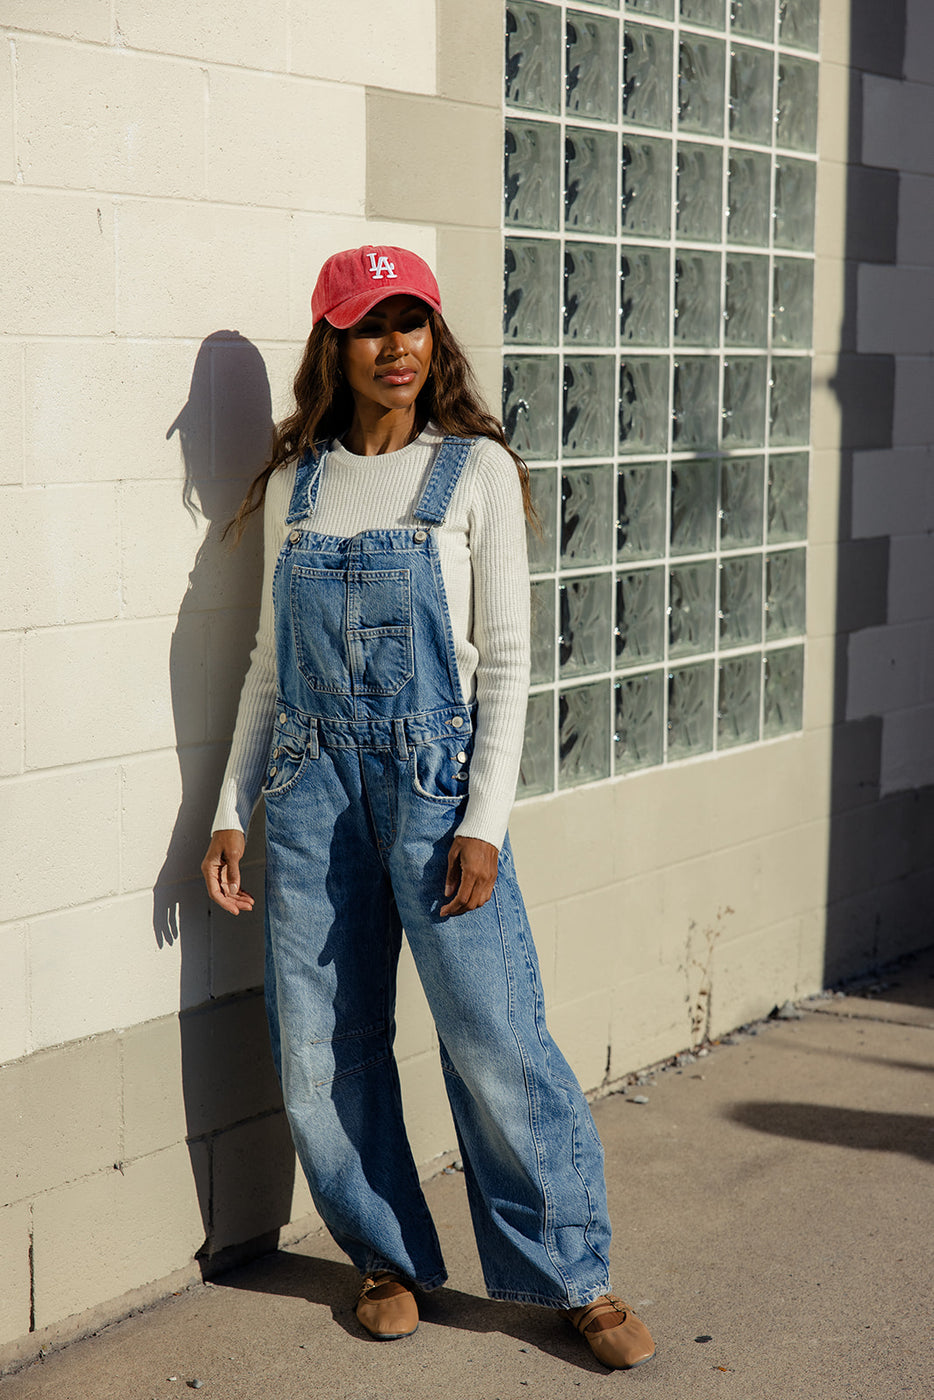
[322,286,442,330]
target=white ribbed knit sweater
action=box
[211,423,531,849]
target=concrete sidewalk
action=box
[5,951,933,1400]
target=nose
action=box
[381,330,407,358]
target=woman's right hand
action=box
[201,829,255,915]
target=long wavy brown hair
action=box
[226,310,533,542]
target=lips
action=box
[377,368,417,385]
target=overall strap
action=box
[285,442,330,524]
[414,436,476,525]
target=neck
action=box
[342,405,421,456]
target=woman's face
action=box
[339,294,433,414]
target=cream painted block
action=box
[0,632,23,776]
[177,992,280,1139]
[708,917,810,1036]
[812,255,847,358]
[609,967,694,1077]
[0,48,13,185]
[803,633,835,732]
[205,607,264,745]
[25,338,202,485]
[28,893,208,1052]
[2,484,120,629]
[527,902,557,1005]
[0,766,120,922]
[466,347,503,422]
[288,215,437,341]
[510,781,617,906]
[119,481,206,620]
[17,42,204,197]
[115,0,288,71]
[2,1,110,42]
[818,0,851,67]
[24,619,186,768]
[288,1154,322,1232]
[758,820,830,926]
[814,161,847,262]
[0,341,24,484]
[810,353,845,453]
[816,62,851,167]
[210,1112,298,1251]
[121,747,224,894]
[438,0,503,107]
[32,1142,205,1330]
[436,228,502,351]
[0,1034,121,1203]
[806,541,838,639]
[0,1202,31,1347]
[399,1049,455,1168]
[547,990,611,1092]
[289,0,435,92]
[116,201,290,340]
[608,758,724,881]
[0,191,114,335]
[122,1014,186,1159]
[209,863,266,999]
[0,923,27,1063]
[367,93,502,228]
[394,938,438,1063]
[206,70,365,213]
[554,884,649,1008]
[807,448,842,545]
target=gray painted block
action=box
[846,622,924,719]
[864,75,934,176]
[852,447,934,537]
[893,357,934,446]
[888,535,934,622]
[897,174,934,265]
[857,265,934,354]
[881,704,934,792]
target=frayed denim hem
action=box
[485,1278,611,1310]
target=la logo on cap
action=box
[366,251,398,281]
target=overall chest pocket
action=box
[290,564,415,698]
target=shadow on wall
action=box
[154,331,295,1270]
[826,0,934,988]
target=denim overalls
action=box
[262,435,612,1308]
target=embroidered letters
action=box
[366,252,398,281]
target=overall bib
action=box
[262,435,612,1308]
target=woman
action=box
[201,246,654,1369]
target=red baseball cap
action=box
[311,245,443,329]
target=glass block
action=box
[674,250,723,347]
[774,157,816,251]
[725,254,769,348]
[672,358,719,451]
[565,243,616,346]
[620,357,671,454]
[769,357,811,447]
[720,457,765,547]
[779,0,819,52]
[563,358,616,459]
[615,669,665,771]
[681,0,727,30]
[777,55,818,152]
[559,681,611,787]
[505,120,562,231]
[731,0,775,40]
[628,0,674,16]
[766,546,806,637]
[621,244,671,346]
[623,24,674,132]
[503,355,560,460]
[677,142,724,242]
[561,464,615,565]
[679,36,726,137]
[527,467,558,572]
[729,44,775,146]
[618,463,668,560]
[772,257,814,349]
[559,573,613,677]
[718,653,762,748]
[622,135,673,238]
[518,689,555,797]
[763,643,804,737]
[505,1,562,114]
[723,356,768,448]
[768,452,809,541]
[530,578,557,684]
[667,660,715,758]
[669,560,717,656]
[616,568,666,666]
[719,553,763,646]
[671,459,718,553]
[728,150,772,245]
[566,127,618,235]
[567,10,619,123]
[504,238,561,345]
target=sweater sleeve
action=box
[210,470,292,834]
[456,441,531,849]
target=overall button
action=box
[269,766,277,777]
[273,746,281,758]
[278,712,287,724]
[450,715,464,729]
[456,751,467,763]
[414,529,427,543]
[289,529,301,543]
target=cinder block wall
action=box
[3,0,934,1369]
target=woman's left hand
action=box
[440,835,499,918]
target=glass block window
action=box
[505,0,817,796]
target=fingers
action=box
[201,831,254,916]
[440,836,499,918]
